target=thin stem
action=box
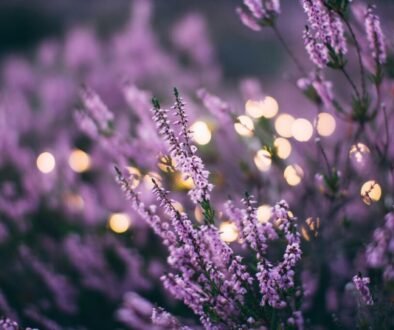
[316,139,331,175]
[272,24,307,76]
[340,66,361,99]
[382,104,390,158]
[340,14,367,98]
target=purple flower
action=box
[303,26,329,69]
[365,5,387,64]
[236,0,281,31]
[302,0,347,67]
[151,91,213,205]
[352,274,374,305]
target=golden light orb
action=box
[194,206,204,223]
[360,180,382,205]
[219,221,239,243]
[274,137,292,159]
[245,96,279,119]
[274,114,295,138]
[36,152,56,174]
[175,172,194,190]
[234,115,254,137]
[254,149,272,172]
[190,121,212,145]
[316,112,336,137]
[291,118,313,142]
[143,172,162,189]
[172,201,184,213]
[126,166,142,188]
[349,143,370,165]
[284,164,304,186]
[68,149,91,173]
[108,213,131,234]
[257,204,271,223]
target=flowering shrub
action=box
[0,0,394,329]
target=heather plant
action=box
[0,1,222,328]
[116,89,303,329]
[1,0,394,329]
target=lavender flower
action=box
[303,26,329,69]
[151,91,213,205]
[79,85,114,136]
[237,0,281,31]
[366,212,394,282]
[352,274,374,305]
[302,0,347,67]
[365,5,387,65]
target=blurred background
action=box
[1,1,394,329]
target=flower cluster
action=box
[237,0,281,30]
[151,90,213,205]
[302,0,347,68]
[365,5,387,65]
[366,212,394,281]
[352,274,374,306]
[116,90,304,328]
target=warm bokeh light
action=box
[108,213,131,234]
[301,217,320,241]
[257,204,271,223]
[274,114,295,138]
[194,206,204,223]
[245,99,264,118]
[349,143,370,165]
[68,149,91,173]
[284,164,303,186]
[316,112,336,137]
[172,201,184,213]
[291,118,313,142]
[143,172,162,189]
[360,180,382,205]
[261,96,279,118]
[219,221,238,243]
[245,96,278,119]
[234,115,254,137]
[158,156,176,173]
[36,152,56,174]
[63,193,84,211]
[127,166,142,188]
[175,172,194,190]
[254,149,272,172]
[190,121,212,145]
[274,137,292,159]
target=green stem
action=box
[340,14,367,98]
[340,66,361,100]
[272,24,307,76]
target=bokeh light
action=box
[274,137,292,159]
[257,204,271,223]
[275,114,295,138]
[143,172,162,189]
[254,149,272,172]
[245,96,278,119]
[36,152,56,174]
[219,221,238,243]
[291,118,313,142]
[234,115,254,137]
[127,166,142,188]
[175,172,194,190]
[316,112,336,137]
[284,164,303,186]
[68,149,91,173]
[349,143,370,168]
[360,180,382,205]
[191,121,212,145]
[108,213,131,234]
